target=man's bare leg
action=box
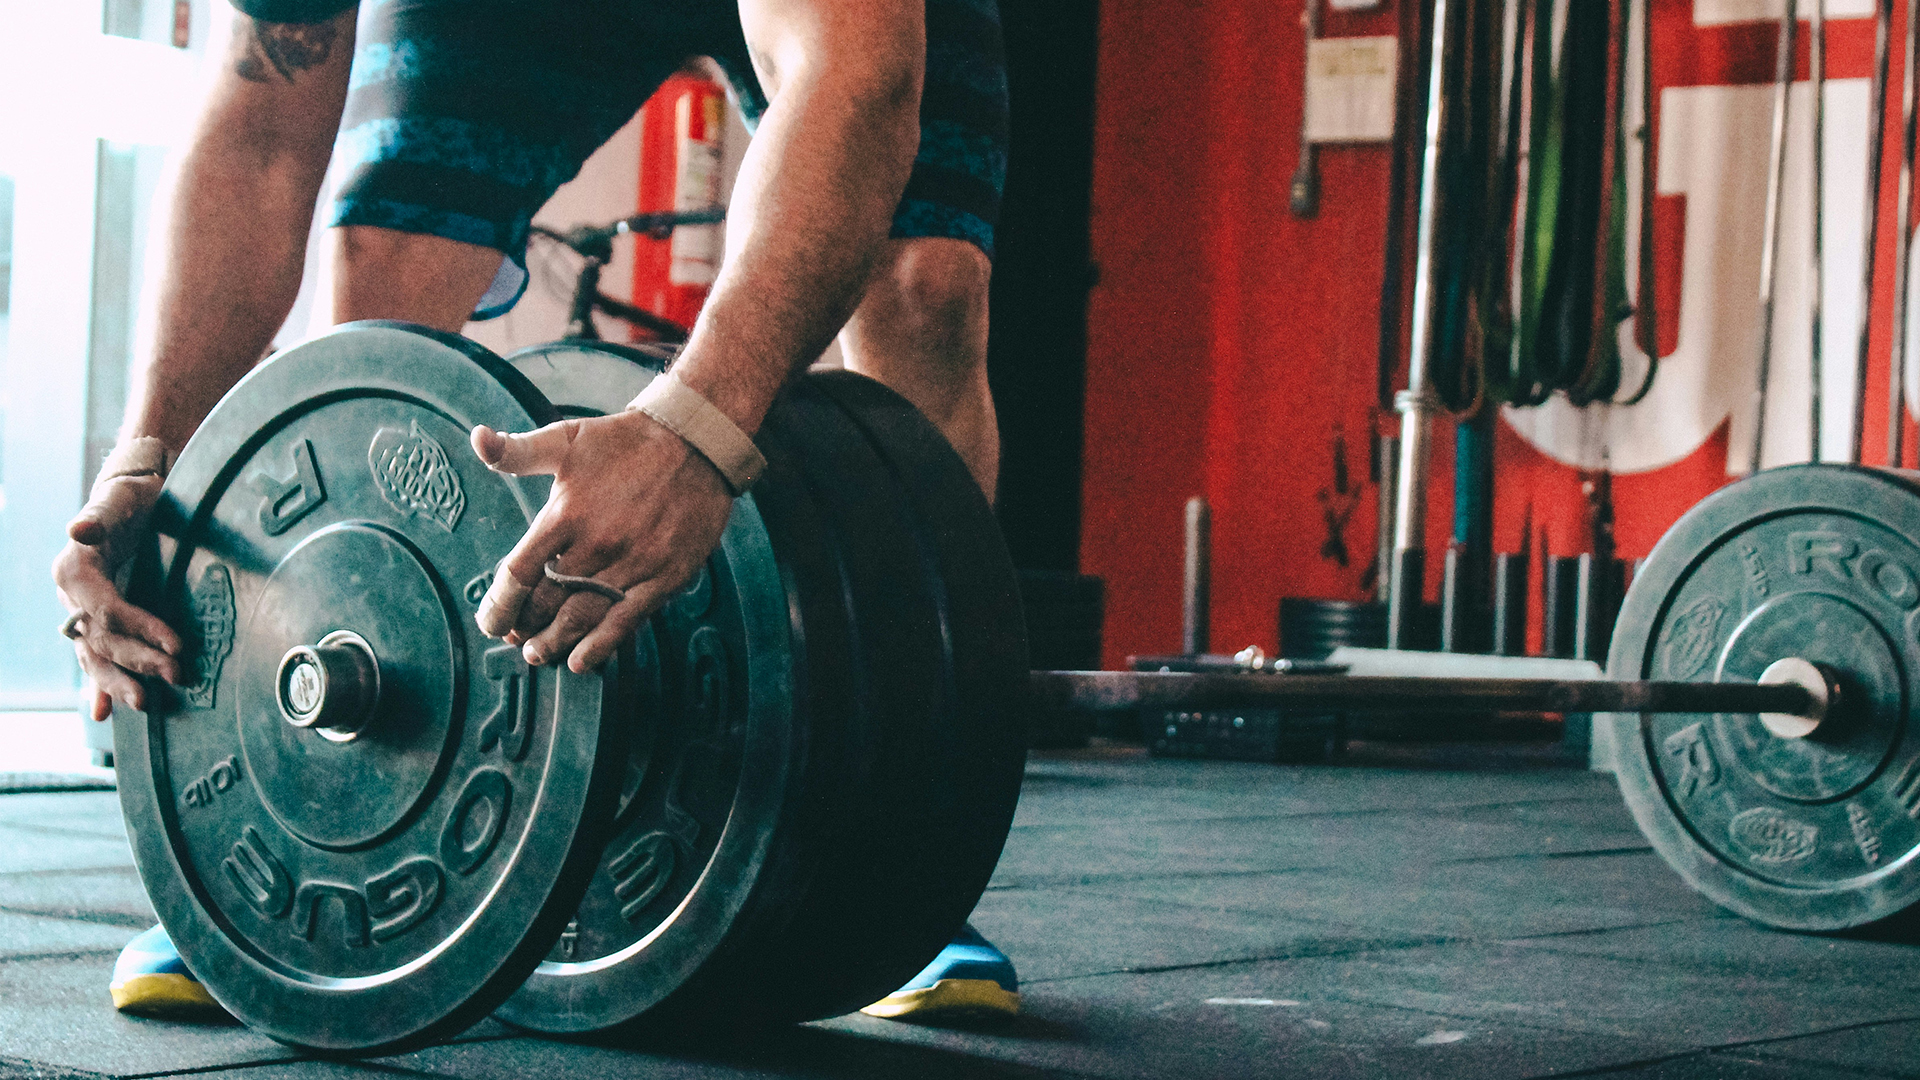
[840,237,1019,1024]
[837,237,998,503]
[322,225,505,329]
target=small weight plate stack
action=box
[496,343,1027,1034]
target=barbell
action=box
[1030,666,1828,725]
[112,324,1920,1056]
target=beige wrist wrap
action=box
[97,436,170,486]
[631,372,767,496]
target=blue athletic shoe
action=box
[862,924,1020,1022]
[110,925,229,1021]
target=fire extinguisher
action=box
[631,67,729,338]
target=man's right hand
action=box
[53,456,185,722]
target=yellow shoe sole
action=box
[110,973,230,1021]
[861,978,1021,1021]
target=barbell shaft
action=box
[1029,670,1821,718]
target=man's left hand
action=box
[469,410,736,673]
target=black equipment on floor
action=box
[1279,598,1386,660]
[1133,654,1344,763]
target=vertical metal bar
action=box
[1573,553,1596,661]
[1810,0,1826,463]
[1448,406,1495,654]
[1855,0,1891,464]
[1892,0,1920,467]
[1492,551,1529,656]
[1390,0,1462,649]
[1543,554,1580,658]
[1378,0,1427,422]
[1635,0,1660,373]
[1753,0,1798,474]
[1441,544,1467,652]
[1183,496,1210,656]
[1374,433,1398,604]
[1292,0,1324,218]
[1373,0,1428,612]
[1572,552,1619,663]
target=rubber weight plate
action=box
[495,345,1024,1031]
[1612,464,1920,930]
[498,342,798,1032]
[798,371,1029,933]
[112,323,624,1053]
[734,372,1020,1020]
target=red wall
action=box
[1082,0,1918,668]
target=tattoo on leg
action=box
[234,19,339,83]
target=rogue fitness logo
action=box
[1727,807,1818,865]
[370,421,466,532]
[222,826,446,947]
[1661,598,1726,680]
[1789,532,1920,609]
[181,564,235,709]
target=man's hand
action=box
[54,470,185,721]
[470,410,736,673]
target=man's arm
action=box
[55,10,356,717]
[670,0,924,431]
[129,10,356,452]
[471,0,924,670]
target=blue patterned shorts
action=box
[330,0,1009,266]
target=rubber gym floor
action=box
[3,741,1917,1080]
